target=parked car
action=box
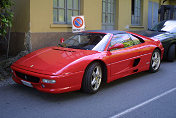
[138,20,176,61]
[11,30,164,94]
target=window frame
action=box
[53,0,80,24]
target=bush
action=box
[0,0,14,39]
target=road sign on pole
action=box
[72,16,85,33]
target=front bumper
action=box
[11,66,84,94]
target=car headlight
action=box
[42,79,56,84]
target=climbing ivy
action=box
[0,0,14,39]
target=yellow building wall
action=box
[117,0,161,31]
[117,0,147,31]
[83,0,102,30]
[163,0,170,5]
[30,0,73,32]
[30,0,102,33]
[30,0,56,33]
[13,0,174,33]
[12,0,30,32]
[130,0,149,31]
[117,0,131,30]
[169,0,176,5]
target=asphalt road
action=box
[0,61,176,118]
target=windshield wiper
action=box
[57,44,63,47]
[158,30,166,32]
[149,29,156,31]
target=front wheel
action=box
[81,62,102,94]
[149,49,161,73]
[167,44,175,62]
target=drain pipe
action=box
[6,27,11,59]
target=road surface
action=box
[0,61,176,118]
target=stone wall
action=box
[31,32,74,51]
[1,32,74,57]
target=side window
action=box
[129,34,144,45]
[130,35,141,45]
[110,34,134,50]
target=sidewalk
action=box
[0,57,12,81]
[0,76,15,87]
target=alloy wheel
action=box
[151,51,161,71]
[91,65,102,91]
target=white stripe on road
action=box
[110,87,176,118]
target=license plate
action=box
[21,80,33,88]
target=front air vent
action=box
[15,71,40,83]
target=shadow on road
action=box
[4,61,172,103]
[6,70,157,103]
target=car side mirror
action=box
[108,43,124,51]
[60,37,64,43]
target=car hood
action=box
[13,47,98,75]
[133,30,164,37]
[133,30,176,41]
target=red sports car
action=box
[11,30,164,94]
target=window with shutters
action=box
[53,0,80,24]
[131,0,143,26]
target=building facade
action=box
[9,0,176,56]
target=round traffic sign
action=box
[73,17,84,28]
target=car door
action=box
[107,33,150,81]
[128,34,152,71]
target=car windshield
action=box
[151,20,176,33]
[58,33,111,51]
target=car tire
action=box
[167,44,175,62]
[81,62,102,94]
[149,49,161,73]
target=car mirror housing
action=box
[60,37,64,43]
[108,43,124,51]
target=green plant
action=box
[0,0,14,39]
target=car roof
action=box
[84,30,127,35]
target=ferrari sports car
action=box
[139,20,176,61]
[11,30,164,94]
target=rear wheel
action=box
[167,44,175,62]
[149,49,161,73]
[81,62,102,94]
